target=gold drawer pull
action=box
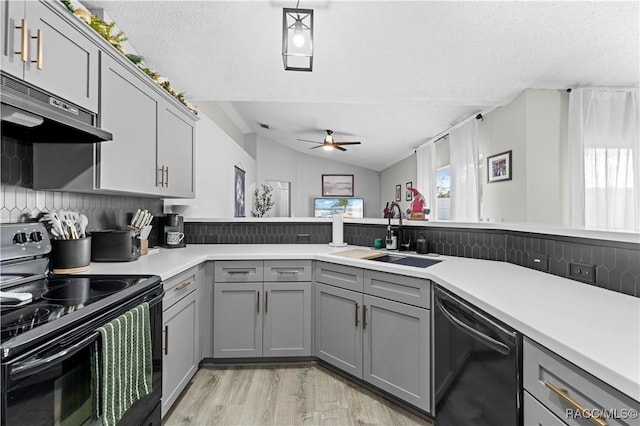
[544,381,608,426]
[15,18,28,62]
[175,281,191,291]
[31,29,43,69]
[228,270,251,275]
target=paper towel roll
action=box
[329,213,347,247]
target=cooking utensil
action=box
[77,215,89,238]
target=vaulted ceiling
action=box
[85,0,639,171]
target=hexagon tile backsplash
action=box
[1,135,162,232]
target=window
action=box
[436,166,451,220]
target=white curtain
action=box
[569,88,640,231]
[416,141,437,218]
[449,118,480,222]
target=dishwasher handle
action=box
[436,297,511,355]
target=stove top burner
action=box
[42,279,130,303]
[1,304,66,340]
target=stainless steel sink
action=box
[370,254,441,268]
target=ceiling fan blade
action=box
[297,139,322,144]
[335,145,347,151]
[334,141,361,145]
[309,145,323,149]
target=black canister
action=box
[416,234,428,254]
[50,237,92,273]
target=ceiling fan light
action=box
[323,144,334,151]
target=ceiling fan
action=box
[297,130,361,151]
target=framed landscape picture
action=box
[234,165,245,217]
[406,181,413,201]
[487,150,512,183]
[395,184,401,202]
[322,174,354,197]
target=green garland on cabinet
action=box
[59,0,197,115]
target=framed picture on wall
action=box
[487,150,512,183]
[395,185,401,202]
[406,181,413,201]
[322,174,354,197]
[234,165,245,217]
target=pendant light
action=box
[282,2,314,72]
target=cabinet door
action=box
[158,101,195,198]
[263,282,311,357]
[162,289,199,417]
[98,52,160,195]
[523,391,567,426]
[213,282,263,358]
[1,0,27,79]
[363,294,431,411]
[314,283,363,378]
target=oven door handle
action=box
[10,332,99,380]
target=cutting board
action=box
[332,249,388,260]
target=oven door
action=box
[3,333,101,426]
[2,290,163,426]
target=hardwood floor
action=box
[163,363,432,426]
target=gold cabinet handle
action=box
[164,166,169,187]
[15,18,28,62]
[256,290,260,313]
[157,166,165,187]
[355,302,359,327]
[175,281,191,291]
[544,381,608,426]
[164,325,169,355]
[31,29,43,69]
[265,291,268,314]
[363,305,368,330]
[275,269,299,275]
[228,270,251,275]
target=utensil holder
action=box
[50,237,91,274]
[140,238,149,255]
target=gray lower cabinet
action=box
[363,294,430,411]
[523,337,639,426]
[213,281,312,358]
[314,283,363,377]
[162,266,203,417]
[314,279,431,412]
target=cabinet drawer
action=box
[163,266,199,310]
[215,260,263,282]
[264,260,312,282]
[523,338,639,426]
[524,391,568,425]
[315,261,363,292]
[364,270,430,308]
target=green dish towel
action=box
[97,302,152,426]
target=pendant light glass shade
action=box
[282,8,313,71]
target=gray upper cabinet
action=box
[1,0,99,112]
[363,294,431,411]
[98,51,160,194]
[158,102,195,198]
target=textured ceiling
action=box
[84,0,639,171]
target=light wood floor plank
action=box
[163,364,432,426]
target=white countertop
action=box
[85,244,640,402]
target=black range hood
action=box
[1,72,112,143]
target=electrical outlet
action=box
[527,252,548,272]
[568,262,596,284]
[296,233,311,243]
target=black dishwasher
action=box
[433,286,522,426]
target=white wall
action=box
[164,113,257,218]
[380,155,417,216]
[256,136,381,217]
